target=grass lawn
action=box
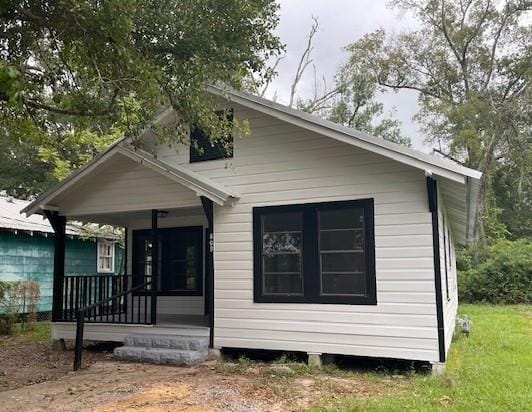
[312,305,531,411]
[14,321,51,342]
[0,321,50,347]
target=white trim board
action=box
[22,143,239,216]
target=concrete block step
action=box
[113,346,208,365]
[123,334,209,351]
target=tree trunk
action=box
[473,133,499,251]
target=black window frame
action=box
[189,109,234,163]
[253,199,376,305]
[132,226,203,296]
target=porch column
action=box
[44,210,66,322]
[151,210,158,324]
[200,197,214,348]
[123,226,129,314]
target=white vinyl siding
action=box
[55,153,201,216]
[156,104,440,362]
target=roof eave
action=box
[22,142,239,217]
[208,85,482,183]
[117,145,240,206]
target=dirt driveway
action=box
[1,324,407,411]
[0,359,405,411]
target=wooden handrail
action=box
[73,280,152,371]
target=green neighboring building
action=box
[0,195,122,314]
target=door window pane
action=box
[262,212,303,295]
[133,228,202,294]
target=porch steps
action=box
[113,334,209,365]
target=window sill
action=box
[254,295,377,305]
[190,156,233,163]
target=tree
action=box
[0,112,55,198]
[253,16,409,145]
[343,0,531,242]
[0,0,281,196]
[322,59,411,146]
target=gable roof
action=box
[21,143,240,217]
[22,86,481,243]
[209,86,482,183]
[208,86,481,243]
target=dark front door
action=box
[133,226,203,296]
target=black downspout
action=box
[427,176,446,363]
[200,196,215,348]
[151,210,158,325]
[44,210,66,322]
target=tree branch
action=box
[289,16,319,107]
[377,79,442,99]
[483,4,524,89]
[439,0,471,94]
[260,55,285,97]
[23,99,110,117]
[432,148,467,166]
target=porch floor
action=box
[51,315,210,343]
[156,314,209,328]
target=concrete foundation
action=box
[208,348,222,360]
[51,338,67,351]
[430,361,446,375]
[307,352,323,369]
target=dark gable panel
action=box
[190,110,234,163]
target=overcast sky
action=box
[267,0,429,151]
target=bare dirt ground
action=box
[0,325,408,411]
[0,358,407,411]
[0,333,108,391]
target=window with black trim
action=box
[132,227,203,296]
[253,199,376,305]
[190,109,233,162]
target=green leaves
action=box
[0,63,24,103]
[0,0,281,197]
[342,0,531,242]
[458,239,532,304]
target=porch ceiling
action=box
[68,206,205,226]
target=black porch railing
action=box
[73,278,151,370]
[60,274,152,324]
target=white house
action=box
[22,86,481,371]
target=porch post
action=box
[44,210,66,322]
[123,227,128,314]
[200,197,215,348]
[150,210,158,324]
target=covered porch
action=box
[21,142,239,349]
